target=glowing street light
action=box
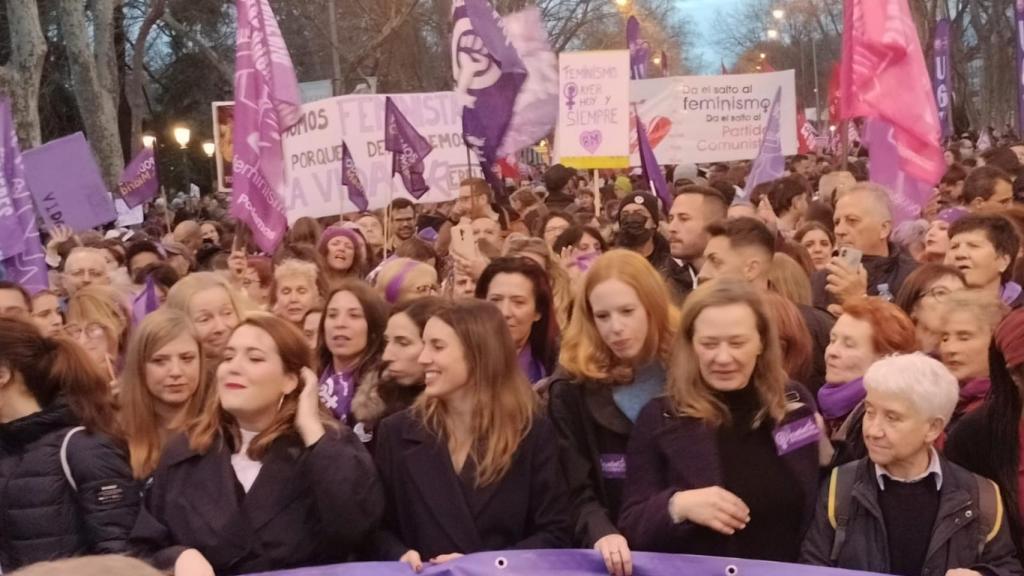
[202,141,216,157]
[614,0,628,6]
[773,8,785,20]
[759,53,767,60]
[652,54,662,65]
[767,29,779,40]
[141,134,156,149]
[173,126,191,149]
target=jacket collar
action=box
[0,402,75,446]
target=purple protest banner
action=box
[341,142,368,212]
[118,147,159,208]
[1018,0,1024,136]
[242,550,888,576]
[867,118,933,224]
[496,6,558,159]
[132,275,160,327]
[0,98,46,293]
[635,106,671,212]
[232,0,302,254]
[627,16,648,80]
[741,87,785,203]
[384,97,434,199]
[21,132,117,233]
[932,19,953,140]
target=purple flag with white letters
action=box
[931,19,953,139]
[0,98,46,294]
[232,0,302,253]
[384,97,433,199]
[627,16,649,80]
[867,119,932,225]
[341,142,368,212]
[118,148,159,208]
[635,107,671,212]
[741,87,785,202]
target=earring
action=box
[277,394,285,412]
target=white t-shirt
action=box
[230,429,262,493]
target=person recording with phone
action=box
[811,183,918,313]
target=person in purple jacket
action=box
[618,279,822,562]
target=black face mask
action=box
[616,212,653,248]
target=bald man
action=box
[811,183,918,309]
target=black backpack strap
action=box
[974,474,1004,557]
[827,462,858,563]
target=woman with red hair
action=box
[819,297,918,465]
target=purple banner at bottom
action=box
[245,550,886,576]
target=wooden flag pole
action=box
[593,169,600,219]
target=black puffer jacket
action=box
[0,403,139,571]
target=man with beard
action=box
[665,185,728,298]
[387,198,418,252]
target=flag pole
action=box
[840,119,850,171]
[385,173,394,259]
[593,169,600,220]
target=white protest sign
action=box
[282,92,481,223]
[114,199,144,227]
[629,70,798,165]
[555,50,630,169]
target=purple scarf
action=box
[518,346,547,386]
[959,377,991,403]
[319,366,355,423]
[817,378,866,421]
[1002,282,1023,306]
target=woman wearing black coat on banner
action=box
[130,313,384,576]
[372,300,571,571]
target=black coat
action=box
[547,376,635,547]
[130,427,384,575]
[811,243,918,309]
[0,404,138,572]
[371,409,571,560]
[618,384,820,558]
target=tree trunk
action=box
[126,0,166,155]
[58,0,125,189]
[0,0,47,149]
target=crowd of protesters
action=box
[4,133,1024,576]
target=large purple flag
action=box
[496,7,558,158]
[1017,0,1024,136]
[867,119,933,224]
[635,108,671,212]
[22,133,117,232]
[452,0,528,197]
[384,97,433,199]
[242,550,888,576]
[341,142,368,212]
[232,0,302,254]
[118,148,159,208]
[931,19,953,139]
[741,87,785,202]
[132,275,160,327]
[627,16,649,80]
[0,99,46,294]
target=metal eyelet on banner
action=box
[495,556,509,569]
[725,565,739,576]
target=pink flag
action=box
[840,0,944,223]
[231,0,301,253]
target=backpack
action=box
[826,460,1003,563]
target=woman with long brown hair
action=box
[619,280,821,562]
[372,300,570,570]
[130,314,383,575]
[118,309,213,480]
[0,318,137,571]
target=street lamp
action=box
[759,53,766,60]
[614,0,628,6]
[772,8,785,20]
[142,134,156,149]
[202,141,215,157]
[767,29,779,40]
[173,126,191,149]
[652,54,662,66]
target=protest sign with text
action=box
[281,91,481,223]
[629,70,798,165]
[556,50,631,169]
[211,101,234,193]
[21,132,117,232]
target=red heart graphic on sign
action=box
[629,115,673,153]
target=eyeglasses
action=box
[922,286,954,301]
[64,322,107,341]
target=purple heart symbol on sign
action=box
[579,130,603,154]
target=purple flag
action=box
[867,119,932,225]
[741,87,785,202]
[1017,0,1024,136]
[22,132,117,232]
[634,107,671,212]
[0,99,46,294]
[132,275,160,327]
[384,97,433,199]
[627,16,649,80]
[452,0,528,198]
[232,0,302,254]
[932,19,953,139]
[341,142,368,212]
[118,148,159,208]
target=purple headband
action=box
[384,260,423,304]
[936,207,969,225]
[319,227,363,251]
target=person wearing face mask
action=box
[316,280,388,441]
[936,292,1006,426]
[119,310,212,480]
[166,272,252,363]
[371,300,571,570]
[130,314,384,576]
[615,194,675,276]
[270,259,324,328]
[619,280,821,562]
[0,318,138,572]
[548,250,678,576]
[476,258,558,386]
[820,298,917,466]
[946,214,1023,308]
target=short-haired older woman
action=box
[271,259,322,328]
[166,272,252,362]
[802,353,1022,576]
[619,280,820,562]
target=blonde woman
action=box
[619,280,820,562]
[548,250,679,576]
[502,234,573,328]
[119,309,213,479]
[271,259,323,328]
[166,272,253,361]
[66,285,130,389]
